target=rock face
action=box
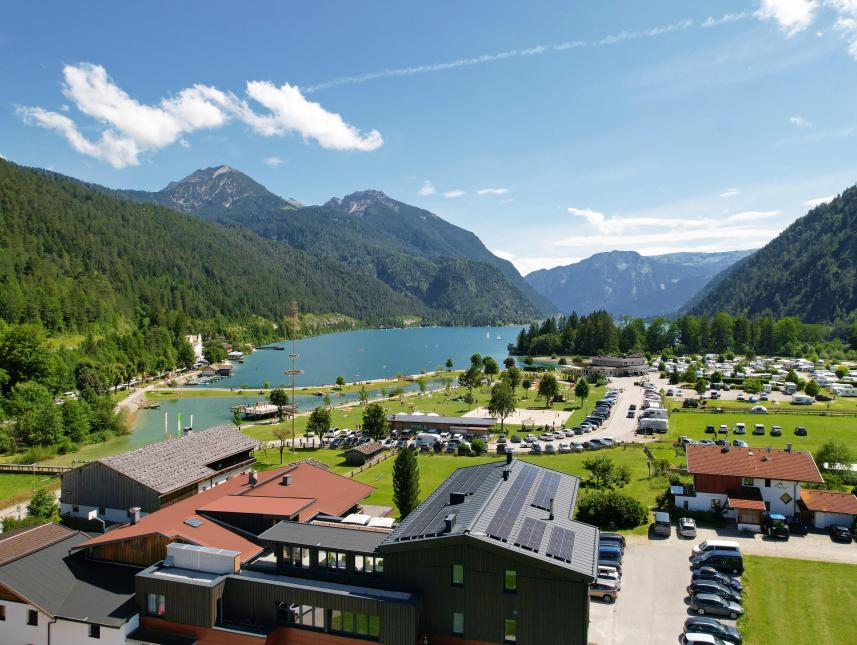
[526,250,754,317]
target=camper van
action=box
[791,394,813,405]
[638,417,668,433]
[640,408,668,420]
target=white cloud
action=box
[803,194,835,206]
[442,190,465,199]
[725,210,782,222]
[756,0,819,36]
[567,207,608,233]
[790,115,814,128]
[19,63,383,168]
[418,180,436,196]
[179,138,190,148]
[476,187,509,196]
[264,156,284,167]
[491,249,580,275]
[720,188,740,197]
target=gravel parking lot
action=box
[588,526,857,644]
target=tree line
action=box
[511,310,855,359]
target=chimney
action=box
[449,492,466,505]
[129,507,141,525]
[506,448,513,465]
[786,443,793,452]
[443,513,456,533]
[549,498,555,521]
[503,468,511,481]
[249,471,258,487]
[281,475,291,486]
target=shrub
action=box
[575,491,648,529]
[457,444,473,457]
[471,439,486,456]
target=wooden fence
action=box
[0,463,72,476]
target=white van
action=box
[638,418,668,432]
[691,539,740,556]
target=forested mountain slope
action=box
[690,187,857,322]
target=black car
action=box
[787,519,808,536]
[794,426,808,436]
[688,580,742,604]
[830,525,853,543]
[628,403,637,411]
[705,425,715,434]
[599,532,627,547]
[510,434,522,443]
[691,567,742,591]
[627,409,636,418]
[683,617,742,645]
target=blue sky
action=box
[3,1,857,274]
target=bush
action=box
[575,491,648,529]
[471,439,486,456]
[457,444,473,457]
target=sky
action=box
[3,1,857,275]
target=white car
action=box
[749,405,768,414]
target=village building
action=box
[674,444,825,532]
[798,489,857,529]
[343,441,385,466]
[60,425,259,522]
[583,353,647,378]
[387,413,496,435]
[184,333,204,362]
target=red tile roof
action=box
[76,462,374,561]
[0,523,76,565]
[728,487,766,511]
[686,445,823,483]
[800,489,857,515]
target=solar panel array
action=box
[485,466,537,541]
[515,517,547,552]
[531,472,561,511]
[545,525,576,563]
[394,465,494,541]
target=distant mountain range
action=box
[98,165,554,325]
[689,188,855,322]
[525,250,754,318]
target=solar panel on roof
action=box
[486,467,537,541]
[531,472,561,511]
[183,518,204,528]
[545,525,575,563]
[515,517,547,552]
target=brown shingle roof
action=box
[100,425,259,494]
[686,445,823,483]
[728,487,766,510]
[800,489,857,514]
[345,441,384,456]
[0,523,75,565]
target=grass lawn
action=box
[0,473,59,508]
[739,556,857,645]
[667,409,856,454]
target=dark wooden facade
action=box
[381,537,590,645]
[61,461,161,513]
[693,473,743,495]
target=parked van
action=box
[653,511,671,536]
[692,539,740,556]
[415,433,441,448]
[598,545,623,567]
[640,408,668,420]
[638,417,669,433]
[691,550,744,575]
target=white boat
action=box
[486,331,490,339]
[496,335,502,340]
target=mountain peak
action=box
[324,189,398,214]
[158,165,292,214]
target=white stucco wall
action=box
[0,600,48,644]
[813,511,856,529]
[0,599,138,645]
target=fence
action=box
[346,449,398,478]
[0,463,72,476]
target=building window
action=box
[330,610,379,639]
[504,569,517,593]
[89,624,101,639]
[286,546,310,568]
[27,609,38,626]
[765,479,771,488]
[146,593,165,617]
[0,604,4,620]
[318,549,347,570]
[451,563,464,586]
[452,611,464,635]
[742,477,754,487]
[504,618,517,643]
[355,554,384,574]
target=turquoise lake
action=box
[132,326,518,441]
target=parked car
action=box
[599,532,626,547]
[705,425,715,434]
[598,544,623,567]
[510,434,522,443]
[570,442,583,452]
[629,403,637,410]
[530,443,543,455]
[653,511,671,536]
[749,406,768,414]
[692,550,744,575]
[558,442,571,454]
[692,567,742,591]
[544,443,556,454]
[679,517,697,538]
[597,565,621,583]
[588,581,619,603]
[734,423,746,435]
[627,409,636,418]
[683,617,742,644]
[692,539,740,556]
[497,435,507,444]
[732,439,748,447]
[682,634,727,645]
[794,426,808,436]
[830,525,853,543]
[752,424,765,435]
[718,425,728,435]
[689,593,744,619]
[688,580,742,604]
[736,393,745,401]
[770,425,782,437]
